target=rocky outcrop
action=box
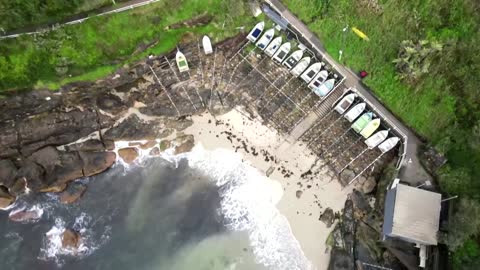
[174,134,195,154]
[103,115,170,141]
[0,147,116,194]
[319,207,335,228]
[0,186,15,209]
[59,183,87,204]
[61,229,82,250]
[362,176,376,194]
[0,159,17,187]
[118,147,139,164]
[9,207,43,223]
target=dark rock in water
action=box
[0,185,15,208]
[0,159,17,188]
[59,183,87,204]
[79,151,116,176]
[119,147,139,164]
[319,207,335,228]
[61,229,82,250]
[296,190,303,198]
[9,208,42,223]
[328,248,354,270]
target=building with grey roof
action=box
[383,183,442,246]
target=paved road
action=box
[0,0,161,39]
[266,0,431,185]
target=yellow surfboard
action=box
[352,27,369,41]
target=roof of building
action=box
[383,183,442,245]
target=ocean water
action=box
[0,146,313,270]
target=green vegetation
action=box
[0,0,256,92]
[283,0,480,266]
[0,0,116,31]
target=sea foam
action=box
[161,145,314,270]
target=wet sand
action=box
[183,109,352,269]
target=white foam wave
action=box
[162,144,314,270]
[8,204,44,223]
[38,213,110,266]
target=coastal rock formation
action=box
[9,208,43,223]
[0,186,15,208]
[61,229,82,250]
[59,183,87,204]
[118,148,139,164]
[0,159,17,187]
[362,176,376,194]
[319,207,335,228]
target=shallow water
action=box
[0,147,312,270]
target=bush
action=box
[452,239,480,270]
[442,198,480,251]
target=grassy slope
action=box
[283,0,480,182]
[282,0,480,265]
[0,0,257,92]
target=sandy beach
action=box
[183,109,352,269]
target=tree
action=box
[442,198,480,251]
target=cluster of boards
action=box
[333,92,400,154]
[247,22,337,98]
[175,35,213,72]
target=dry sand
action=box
[183,109,352,270]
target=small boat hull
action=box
[290,57,311,77]
[247,21,265,42]
[334,94,356,114]
[378,137,400,153]
[313,79,335,97]
[202,35,213,55]
[283,50,303,69]
[360,118,381,138]
[265,37,282,57]
[272,42,291,63]
[300,62,323,83]
[176,51,189,72]
[256,28,275,50]
[364,130,388,149]
[344,103,366,122]
[352,112,373,133]
[308,70,329,90]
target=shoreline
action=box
[183,109,352,269]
